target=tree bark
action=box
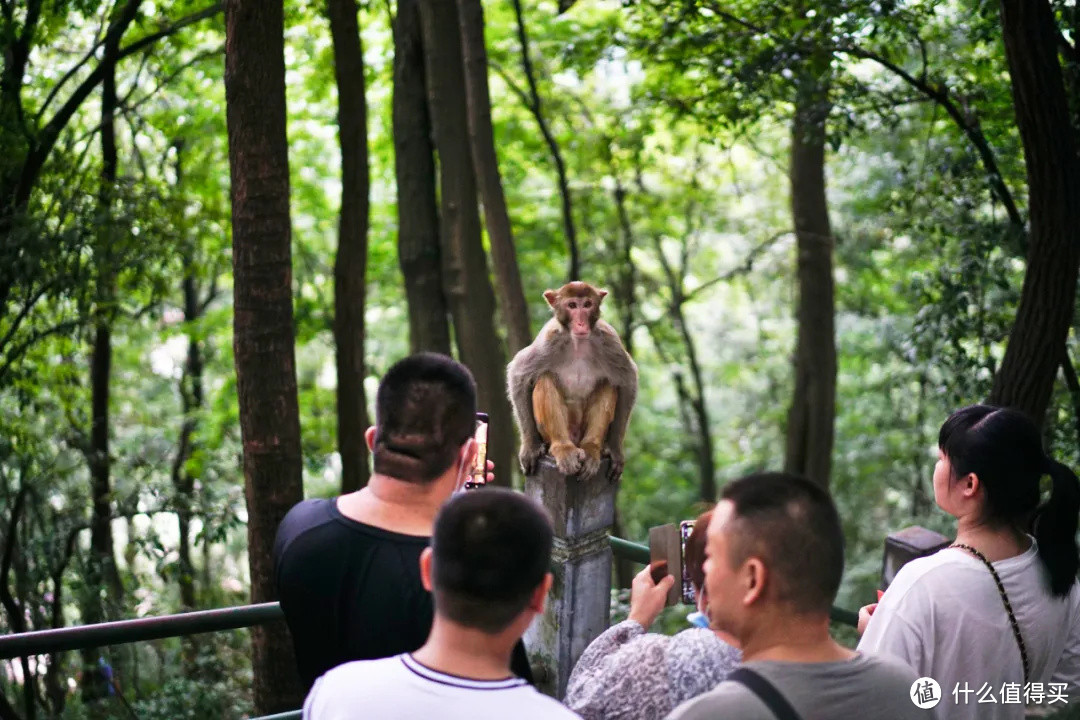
[783,72,836,490]
[328,0,372,493]
[988,0,1080,424]
[456,0,531,354]
[510,0,579,282]
[223,0,305,712]
[419,0,513,486]
[612,182,636,356]
[169,142,200,619]
[81,25,125,704]
[393,0,451,355]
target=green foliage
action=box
[3,0,1079,709]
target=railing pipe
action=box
[0,536,858,663]
[0,602,282,659]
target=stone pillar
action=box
[523,456,617,699]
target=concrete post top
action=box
[522,456,618,539]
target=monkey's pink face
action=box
[563,295,597,337]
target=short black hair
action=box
[431,488,553,633]
[720,472,844,615]
[373,353,477,483]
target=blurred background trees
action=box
[1,0,1077,716]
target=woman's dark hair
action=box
[684,508,714,592]
[939,404,1080,596]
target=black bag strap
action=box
[727,667,805,720]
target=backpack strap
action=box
[727,667,805,720]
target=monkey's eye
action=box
[584,301,592,308]
[568,301,577,309]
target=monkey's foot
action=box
[579,441,603,479]
[550,442,585,477]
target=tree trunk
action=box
[328,0,372,493]
[170,143,200,619]
[612,182,636,356]
[81,30,124,704]
[783,73,836,490]
[419,0,513,487]
[223,0,305,712]
[988,0,1080,424]
[456,0,531,354]
[510,0,579,282]
[393,0,451,355]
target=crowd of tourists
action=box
[274,353,1080,719]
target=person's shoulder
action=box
[511,687,583,719]
[274,498,337,564]
[855,651,920,684]
[305,656,405,708]
[882,548,971,605]
[666,678,768,720]
[668,628,740,670]
[277,498,334,541]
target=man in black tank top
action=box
[273,354,533,690]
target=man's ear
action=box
[529,573,553,614]
[543,289,558,308]
[743,558,767,607]
[419,547,434,592]
[365,426,377,452]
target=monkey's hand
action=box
[606,447,625,483]
[519,442,544,476]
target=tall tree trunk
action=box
[419,0,513,487]
[223,0,304,712]
[456,0,531,354]
[82,28,124,705]
[612,181,636,356]
[170,142,200,619]
[783,72,836,490]
[988,0,1080,424]
[328,0,372,493]
[393,0,450,355]
[510,0,579,282]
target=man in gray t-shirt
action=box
[669,653,925,719]
[666,473,933,720]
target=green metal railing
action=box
[0,536,857,720]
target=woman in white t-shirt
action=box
[858,404,1080,720]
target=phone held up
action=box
[463,412,489,490]
[648,519,696,606]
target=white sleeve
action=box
[1051,611,1080,693]
[302,676,322,720]
[857,580,930,675]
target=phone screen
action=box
[679,520,695,605]
[464,412,489,490]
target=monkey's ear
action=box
[543,289,558,307]
[597,289,609,300]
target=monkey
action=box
[507,282,638,482]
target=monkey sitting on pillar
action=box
[507,282,638,482]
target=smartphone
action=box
[679,520,695,605]
[464,412,489,490]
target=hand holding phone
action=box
[628,565,675,630]
[464,412,489,490]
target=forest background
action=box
[0,0,1078,717]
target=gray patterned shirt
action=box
[565,619,741,720]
